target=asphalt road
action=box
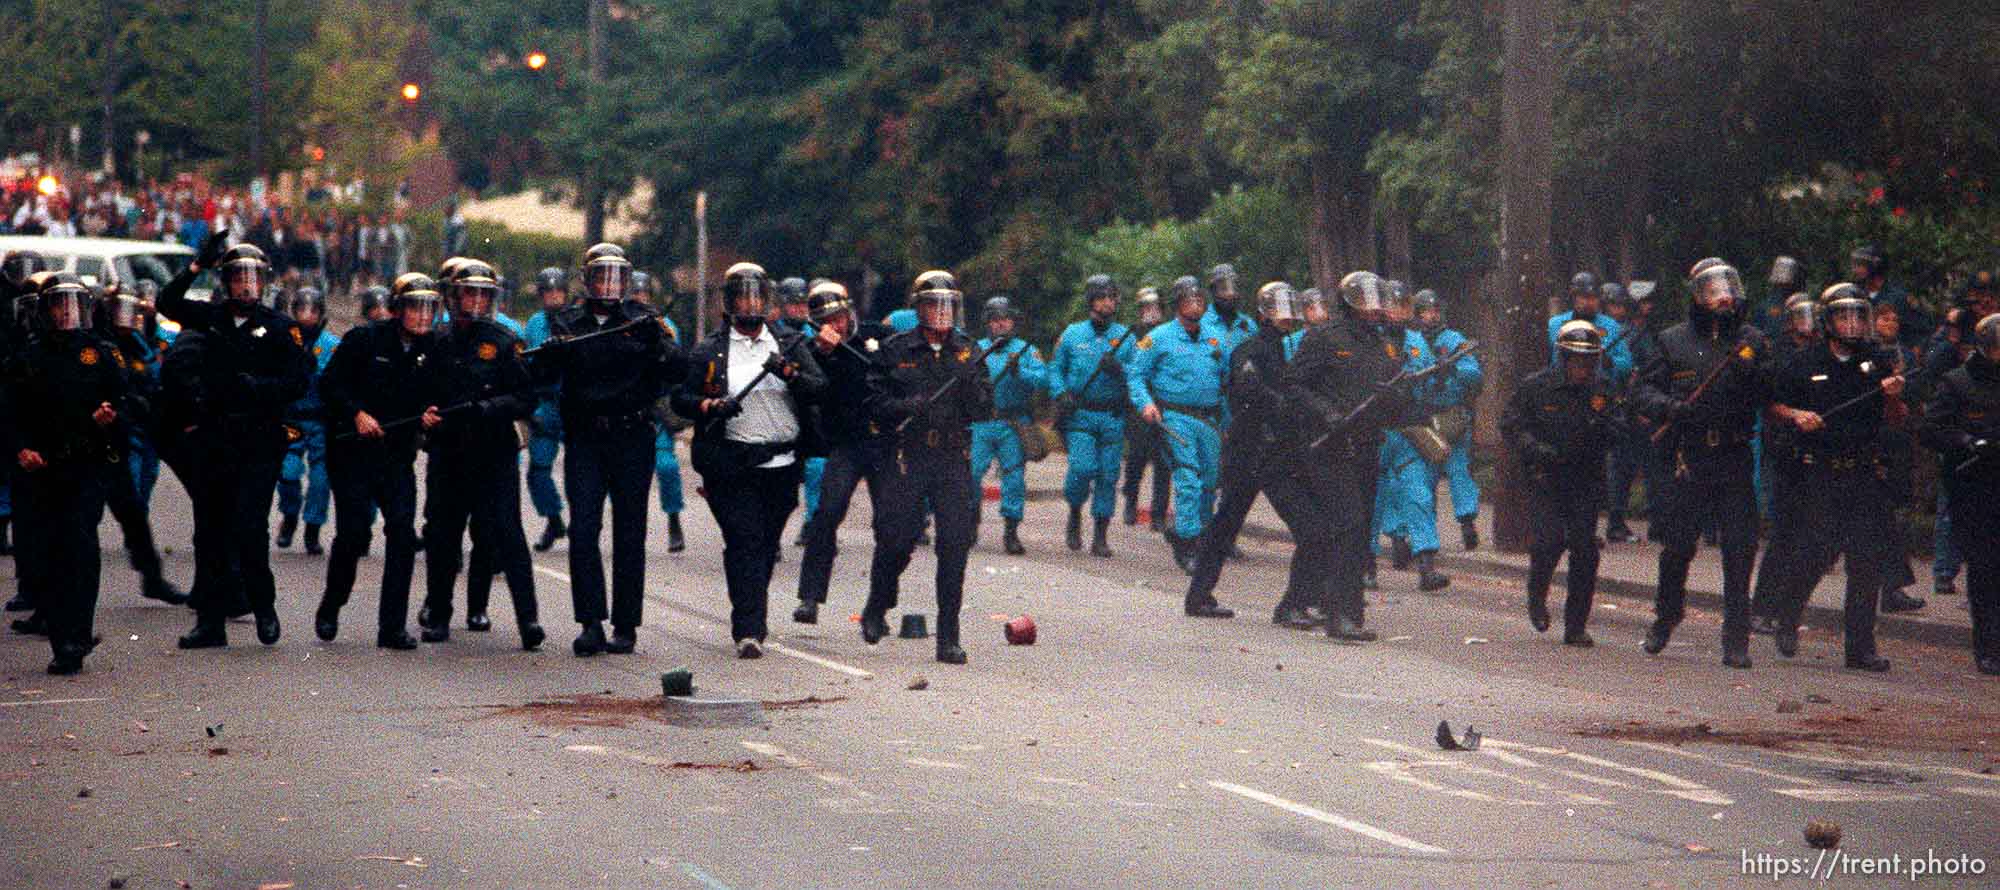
[3,464,1998,889]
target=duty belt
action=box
[1157,400,1221,424]
[1681,426,1753,450]
[1794,446,1879,472]
[582,410,651,433]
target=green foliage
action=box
[1060,185,1307,326]
[404,208,581,318]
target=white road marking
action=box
[1766,749,2000,784]
[1771,788,1934,803]
[0,697,108,708]
[1532,745,1734,805]
[533,562,873,679]
[678,862,736,890]
[1360,738,1610,804]
[1620,740,1827,787]
[1362,762,1530,805]
[1948,786,2000,799]
[1209,781,1450,854]
[1483,747,1634,789]
[904,757,969,770]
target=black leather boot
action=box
[1091,518,1113,558]
[1066,506,1083,551]
[1391,536,1413,571]
[178,614,228,649]
[1417,551,1450,592]
[668,513,685,553]
[534,515,566,553]
[303,523,323,556]
[275,513,298,549]
[1003,518,1026,555]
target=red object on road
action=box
[1004,615,1037,645]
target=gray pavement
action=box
[3,450,1999,889]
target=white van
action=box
[0,234,211,298]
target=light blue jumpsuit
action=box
[654,315,684,517]
[1127,319,1227,542]
[1051,319,1136,521]
[1427,326,1482,522]
[523,308,566,520]
[277,326,340,526]
[886,308,918,333]
[970,337,1046,522]
[1373,329,1445,554]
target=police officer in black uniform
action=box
[416,259,544,650]
[311,273,440,649]
[1187,282,1323,625]
[1631,261,1771,668]
[675,263,826,657]
[156,238,310,650]
[1503,320,1621,647]
[1287,271,1415,641]
[1749,293,1823,635]
[92,287,187,607]
[1760,285,1903,671]
[0,250,50,563]
[792,281,896,624]
[535,243,688,657]
[3,274,132,673]
[1921,313,2000,676]
[860,270,993,664]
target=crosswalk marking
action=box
[1210,781,1450,854]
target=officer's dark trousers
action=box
[1953,521,2000,664]
[867,443,977,646]
[705,463,802,642]
[1769,468,1888,659]
[564,423,653,629]
[1651,452,1759,652]
[321,445,419,632]
[17,464,107,654]
[1123,421,1170,515]
[104,454,166,587]
[10,461,48,613]
[1188,446,1317,614]
[1526,469,1603,632]
[799,440,894,605]
[1749,462,1808,622]
[1309,456,1375,625]
[190,433,282,620]
[1606,429,1647,524]
[425,453,538,629]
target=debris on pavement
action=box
[1805,693,1832,704]
[1462,637,1489,646]
[760,695,847,710]
[1435,720,1482,751]
[129,841,180,852]
[356,855,428,868]
[1004,615,1037,645]
[1805,820,1842,849]
[204,724,222,738]
[1777,700,1804,714]
[907,676,930,691]
[76,787,91,798]
[660,668,695,697]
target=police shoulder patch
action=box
[958,348,971,362]
[78,346,99,366]
[291,326,304,347]
[1590,394,1608,412]
[1738,345,1755,360]
[1208,337,1220,347]
[477,342,499,361]
[1137,336,1153,350]
[1384,343,1398,359]
[514,341,525,356]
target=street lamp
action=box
[526,51,548,71]
[401,82,421,102]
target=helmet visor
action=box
[223,262,266,304]
[42,286,89,331]
[449,281,498,320]
[1691,266,1745,314]
[399,292,440,335]
[110,293,142,330]
[585,263,631,302]
[914,289,961,332]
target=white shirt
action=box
[725,325,799,468]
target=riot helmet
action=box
[391,273,441,336]
[1256,281,1303,332]
[911,269,962,333]
[37,272,91,332]
[581,244,632,304]
[445,259,500,322]
[1820,283,1873,348]
[1207,264,1239,310]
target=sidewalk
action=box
[1008,456,1975,649]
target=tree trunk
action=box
[1490,0,1556,554]
[583,0,609,244]
[1384,203,1412,282]
[1305,156,1341,293]
[249,0,268,181]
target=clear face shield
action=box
[42,286,90,332]
[450,282,498,322]
[110,293,143,331]
[399,292,440,336]
[1209,275,1239,308]
[915,289,961,332]
[1340,273,1387,321]
[1786,299,1820,337]
[1257,284,1303,332]
[1691,266,1745,316]
[585,263,631,303]
[223,261,266,305]
[1978,315,2000,362]
[1827,301,1873,344]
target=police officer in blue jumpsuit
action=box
[1128,276,1229,572]
[970,295,1046,555]
[129,279,171,509]
[1547,272,1633,381]
[276,288,338,556]
[523,267,570,552]
[1202,264,1258,367]
[1414,289,1483,551]
[774,277,823,546]
[1051,274,1137,558]
[1370,301,1453,593]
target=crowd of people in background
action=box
[1,170,418,296]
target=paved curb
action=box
[1237,520,1969,650]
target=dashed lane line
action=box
[1209,781,1450,855]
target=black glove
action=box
[196,231,229,269]
[763,353,796,379]
[234,372,261,399]
[708,397,743,420]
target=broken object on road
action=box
[1004,615,1037,645]
[1804,819,1842,849]
[1435,720,1482,751]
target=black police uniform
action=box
[1920,351,2000,674]
[674,324,826,644]
[156,271,311,642]
[315,319,437,644]
[1287,313,1410,635]
[794,322,897,616]
[418,319,541,645]
[1748,331,1823,627]
[1186,325,1319,620]
[96,324,182,605]
[1631,309,1771,661]
[536,301,687,649]
[3,326,129,667]
[860,328,993,659]
[1763,341,1899,668]
[1502,365,1620,638]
